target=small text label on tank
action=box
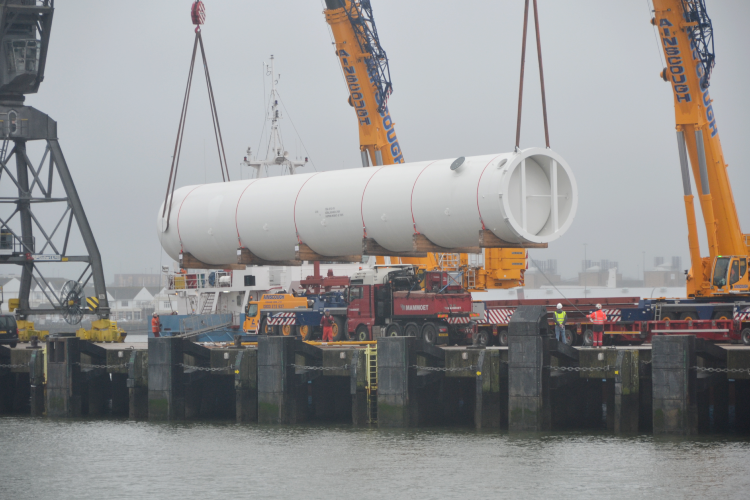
[325,207,343,218]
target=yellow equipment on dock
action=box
[76,319,127,343]
[16,320,49,342]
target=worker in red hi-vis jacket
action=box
[587,304,607,347]
[320,309,335,342]
[151,312,162,338]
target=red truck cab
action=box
[346,266,474,344]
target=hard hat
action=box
[153,312,158,316]
[324,308,330,313]
[596,304,602,309]
[556,303,563,309]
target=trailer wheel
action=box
[563,328,576,346]
[421,323,437,344]
[299,325,314,341]
[386,323,402,337]
[403,322,420,337]
[355,325,370,341]
[9,342,17,349]
[660,311,678,321]
[498,329,508,346]
[475,329,490,347]
[332,317,347,342]
[742,328,750,346]
[680,311,699,321]
[582,329,594,346]
[712,311,732,321]
[260,317,276,336]
[280,324,295,336]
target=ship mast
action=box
[242,55,307,178]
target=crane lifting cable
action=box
[161,1,231,231]
[515,0,551,150]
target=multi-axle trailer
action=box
[473,297,750,346]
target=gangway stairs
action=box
[200,292,216,314]
[365,345,378,424]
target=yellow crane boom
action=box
[654,0,750,297]
[323,0,529,291]
[324,0,403,167]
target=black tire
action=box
[9,342,17,349]
[299,325,314,341]
[563,328,575,346]
[421,323,437,344]
[386,323,402,337]
[742,328,750,346]
[660,311,678,321]
[475,329,490,347]
[403,322,420,337]
[582,329,594,346]
[355,324,370,341]
[332,317,347,342]
[498,329,508,346]
[712,311,732,321]
[680,311,699,321]
[346,324,356,341]
[259,317,276,336]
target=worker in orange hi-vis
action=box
[587,304,607,347]
[151,312,162,338]
[320,309,335,342]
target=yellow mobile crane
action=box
[323,0,528,290]
[653,0,750,300]
[323,0,402,167]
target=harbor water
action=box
[1,417,749,499]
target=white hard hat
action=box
[596,304,602,309]
[556,303,563,309]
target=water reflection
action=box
[1,417,749,500]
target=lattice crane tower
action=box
[0,1,109,322]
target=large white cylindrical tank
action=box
[158,148,577,265]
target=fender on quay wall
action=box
[157,148,578,266]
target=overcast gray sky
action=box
[20,0,750,281]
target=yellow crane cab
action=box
[711,256,749,294]
[243,293,309,334]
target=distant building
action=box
[645,256,686,287]
[107,286,165,321]
[0,273,178,322]
[524,272,562,289]
[112,274,163,288]
[524,259,561,288]
[579,260,621,287]
[1,276,80,313]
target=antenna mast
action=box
[242,55,307,178]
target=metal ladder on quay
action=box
[365,345,378,424]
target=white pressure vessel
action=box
[157,147,577,265]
